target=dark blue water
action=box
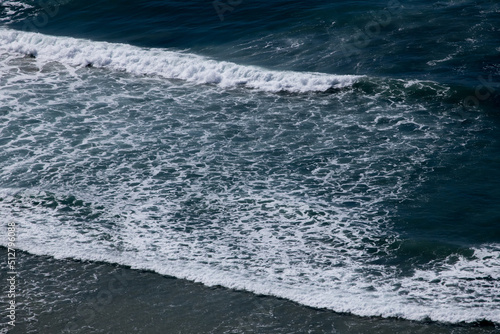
[1,0,500,330]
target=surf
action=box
[0,28,360,93]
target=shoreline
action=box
[1,248,499,334]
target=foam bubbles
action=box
[0,42,499,325]
[0,1,34,24]
[0,28,359,93]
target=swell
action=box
[2,27,496,108]
[0,28,360,93]
[1,22,500,327]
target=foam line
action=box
[0,28,359,92]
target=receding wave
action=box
[1,26,499,326]
[0,28,360,93]
[2,188,499,325]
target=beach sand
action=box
[1,248,498,334]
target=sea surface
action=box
[0,0,500,332]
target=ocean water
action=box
[0,0,500,332]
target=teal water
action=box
[0,0,499,331]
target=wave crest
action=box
[0,28,360,92]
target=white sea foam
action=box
[0,1,34,24]
[1,188,499,324]
[0,38,498,326]
[0,28,359,92]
